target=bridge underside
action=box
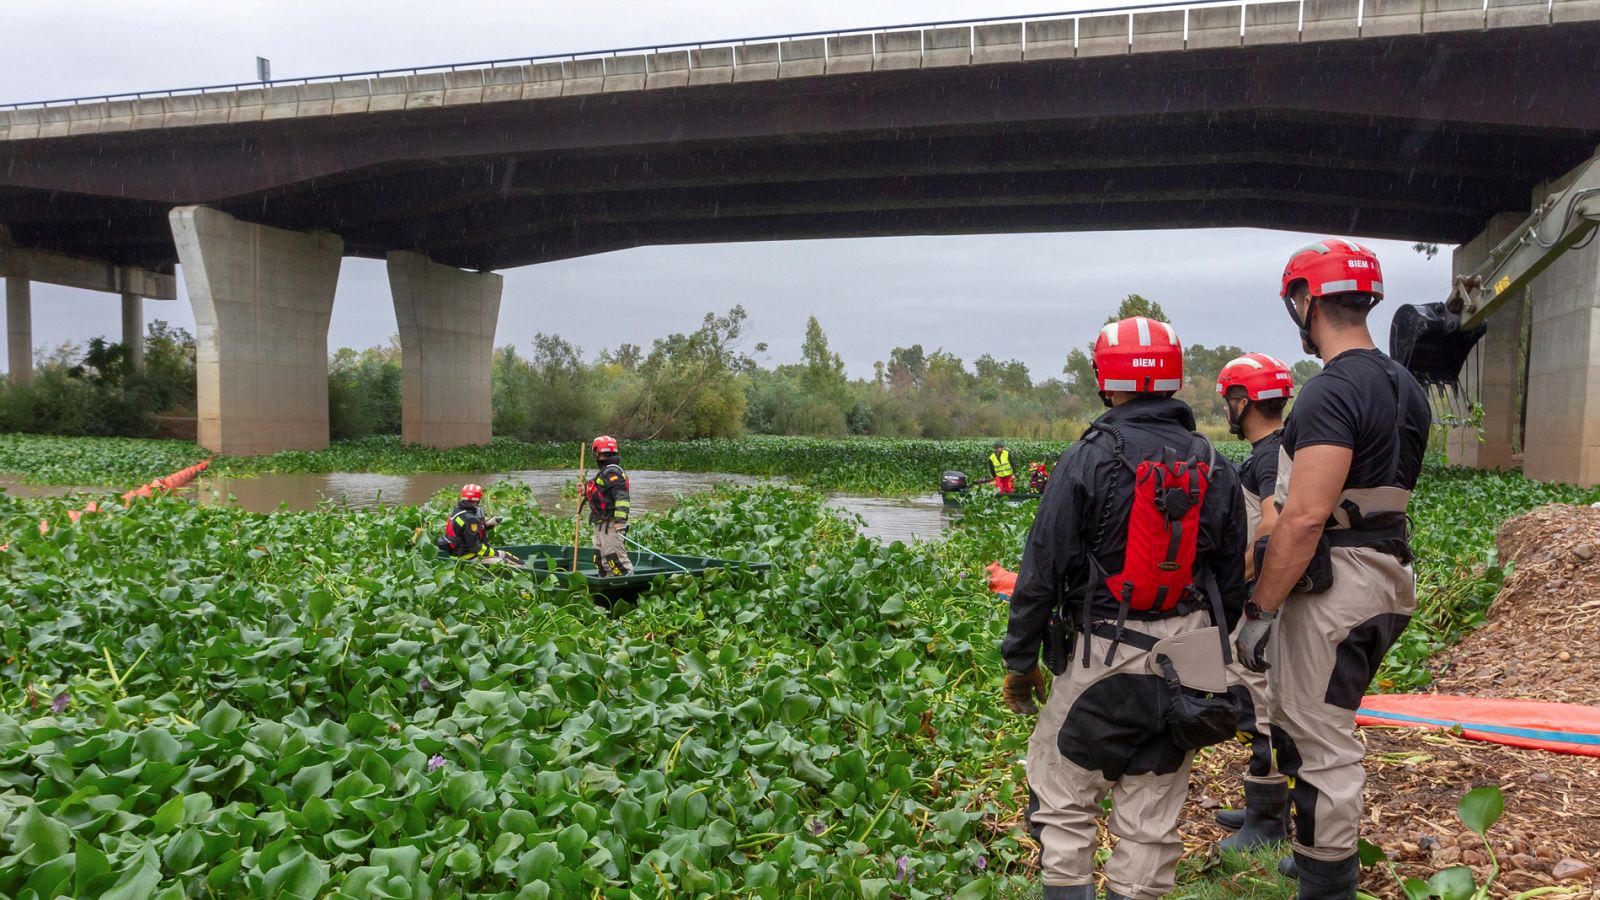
[3,23,1599,271]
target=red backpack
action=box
[1077,426,1223,666]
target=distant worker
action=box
[989,441,1015,494]
[584,435,634,577]
[1002,316,1248,900]
[1027,461,1051,494]
[1211,352,1295,850]
[1239,240,1428,898]
[437,484,520,566]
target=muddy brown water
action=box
[1,470,959,544]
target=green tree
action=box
[1109,293,1170,324]
[800,316,849,409]
[1291,358,1322,389]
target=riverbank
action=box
[0,432,1253,496]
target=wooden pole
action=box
[572,442,586,572]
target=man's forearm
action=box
[1251,515,1324,611]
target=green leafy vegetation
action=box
[0,484,1042,897]
[1,430,1595,896]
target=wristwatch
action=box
[1244,600,1279,621]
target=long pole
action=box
[572,442,586,572]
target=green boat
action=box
[494,543,772,597]
[940,489,1044,507]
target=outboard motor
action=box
[940,471,969,493]
[1390,302,1486,395]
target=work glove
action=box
[1235,607,1276,674]
[1002,667,1049,716]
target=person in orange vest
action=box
[989,441,1015,494]
[583,436,634,577]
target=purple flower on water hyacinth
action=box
[808,819,825,836]
[51,692,69,714]
[427,754,446,773]
[895,855,910,883]
[418,676,430,692]
[977,855,988,870]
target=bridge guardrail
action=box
[0,0,1586,137]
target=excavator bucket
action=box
[1389,302,1486,393]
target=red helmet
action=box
[1280,238,1385,301]
[592,435,619,455]
[1093,316,1184,394]
[1215,352,1295,401]
[460,483,484,502]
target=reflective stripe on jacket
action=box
[990,449,1013,479]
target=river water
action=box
[1,470,958,544]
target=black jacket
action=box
[1001,397,1249,672]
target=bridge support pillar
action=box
[1446,213,1524,470]
[121,291,144,372]
[5,277,30,387]
[1523,164,1600,485]
[170,206,342,455]
[386,251,501,448]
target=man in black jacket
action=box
[1002,316,1249,900]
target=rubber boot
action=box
[1294,852,1359,899]
[1216,807,1246,830]
[1042,885,1095,900]
[1278,855,1299,879]
[1218,776,1289,851]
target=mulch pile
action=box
[1185,503,1600,897]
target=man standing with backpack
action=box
[1001,316,1249,900]
[1237,240,1428,898]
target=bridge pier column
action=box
[1523,162,1600,485]
[386,251,501,448]
[170,206,342,455]
[121,291,144,372]
[5,277,30,387]
[1446,213,1524,469]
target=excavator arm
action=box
[1392,156,1600,391]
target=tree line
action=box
[0,296,1319,442]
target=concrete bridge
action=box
[3,0,1600,478]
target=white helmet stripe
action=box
[1159,321,1176,343]
[1151,378,1183,391]
[1135,317,1152,346]
[1259,353,1286,367]
[1255,388,1286,399]
[1320,279,1360,294]
[1100,323,1119,346]
[1371,281,1384,295]
[1102,378,1138,391]
[1227,356,1263,369]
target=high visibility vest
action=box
[989,449,1013,478]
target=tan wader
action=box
[1227,488,1276,771]
[1027,610,1214,899]
[592,521,633,576]
[1267,450,1415,862]
[1269,546,1414,861]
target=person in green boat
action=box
[989,441,1015,494]
[583,435,634,577]
[437,483,522,567]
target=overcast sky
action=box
[1,0,1453,381]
